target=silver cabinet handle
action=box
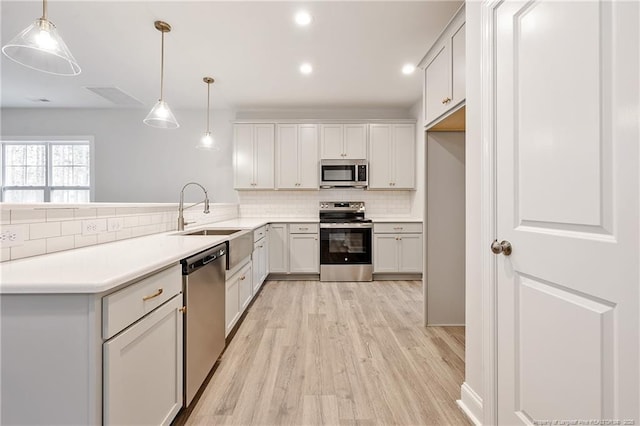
[491,240,512,256]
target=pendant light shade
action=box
[196,77,219,150]
[144,21,179,129]
[2,0,81,76]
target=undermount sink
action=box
[182,229,243,236]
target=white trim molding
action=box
[480,1,501,425]
[457,382,483,426]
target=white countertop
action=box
[0,216,421,295]
[0,233,229,294]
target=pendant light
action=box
[197,77,219,150]
[144,21,179,129]
[1,0,80,75]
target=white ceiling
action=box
[1,1,462,110]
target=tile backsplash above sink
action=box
[0,203,238,262]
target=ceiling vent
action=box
[84,86,143,106]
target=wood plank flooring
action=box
[185,280,470,426]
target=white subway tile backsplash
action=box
[74,234,98,248]
[123,216,139,228]
[11,209,46,224]
[1,203,238,262]
[97,232,116,244]
[46,236,75,253]
[45,208,75,222]
[61,221,82,236]
[30,222,61,239]
[1,209,11,225]
[11,239,46,260]
[74,208,97,219]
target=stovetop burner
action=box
[319,201,369,223]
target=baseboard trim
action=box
[457,382,483,426]
[427,323,465,327]
[372,273,422,280]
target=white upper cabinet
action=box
[368,123,415,189]
[320,124,367,159]
[276,124,319,189]
[233,124,275,189]
[420,5,465,127]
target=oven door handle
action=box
[320,223,373,229]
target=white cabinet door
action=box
[343,124,367,159]
[268,224,288,273]
[252,240,267,293]
[424,44,450,125]
[392,124,416,189]
[225,276,240,336]
[289,234,319,273]
[369,124,415,189]
[397,234,422,273]
[368,124,392,189]
[238,263,253,312]
[277,124,300,189]
[254,124,275,189]
[492,2,639,423]
[103,295,183,426]
[234,124,255,189]
[234,124,274,189]
[373,234,399,273]
[451,23,466,106]
[298,124,318,188]
[320,124,343,159]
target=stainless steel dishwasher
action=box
[181,243,226,407]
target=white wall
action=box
[427,131,465,325]
[410,100,425,219]
[0,108,238,204]
[461,1,484,422]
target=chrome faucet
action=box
[178,182,210,231]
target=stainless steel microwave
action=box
[320,159,368,189]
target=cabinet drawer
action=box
[103,264,182,340]
[289,223,318,234]
[374,222,423,234]
[253,225,267,242]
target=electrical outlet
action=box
[0,226,24,247]
[82,219,107,235]
[107,217,124,232]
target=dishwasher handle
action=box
[181,243,226,275]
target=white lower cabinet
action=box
[253,232,268,293]
[289,233,319,273]
[373,223,423,274]
[268,223,289,273]
[103,294,183,426]
[225,261,252,336]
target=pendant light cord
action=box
[206,82,211,132]
[159,30,165,101]
[42,0,47,20]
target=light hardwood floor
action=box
[185,280,470,426]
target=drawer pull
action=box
[393,227,403,230]
[299,227,308,230]
[142,288,163,301]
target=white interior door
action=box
[493,1,639,424]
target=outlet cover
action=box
[107,217,124,232]
[82,219,107,235]
[0,226,24,247]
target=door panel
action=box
[320,124,343,159]
[254,124,275,189]
[494,1,638,424]
[233,124,254,189]
[344,124,367,159]
[368,124,391,189]
[424,44,450,124]
[298,124,319,188]
[392,124,415,189]
[516,1,603,228]
[277,124,299,189]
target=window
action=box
[1,140,92,203]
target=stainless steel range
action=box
[319,201,373,282]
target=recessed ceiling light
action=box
[300,63,313,75]
[402,64,416,75]
[294,11,312,26]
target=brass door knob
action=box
[491,240,512,256]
